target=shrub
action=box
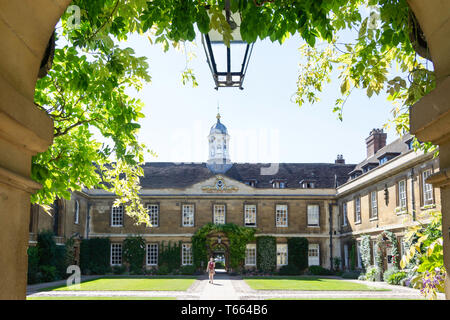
[39,265,58,283]
[387,271,408,285]
[27,246,40,284]
[342,271,361,279]
[123,236,146,274]
[112,265,127,275]
[358,274,366,281]
[54,245,67,279]
[256,236,276,272]
[333,257,342,271]
[80,238,111,275]
[383,267,400,283]
[37,230,57,266]
[308,265,333,276]
[365,266,381,281]
[180,265,196,275]
[156,265,169,275]
[159,241,181,273]
[278,264,301,275]
[287,237,308,272]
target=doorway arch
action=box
[206,232,230,272]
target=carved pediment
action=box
[201,175,239,193]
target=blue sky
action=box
[119,30,400,166]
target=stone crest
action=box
[201,176,238,193]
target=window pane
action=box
[307,205,319,226]
[244,205,256,226]
[111,243,122,266]
[182,204,194,226]
[277,244,288,266]
[308,244,320,266]
[276,205,288,227]
[214,205,226,225]
[147,244,158,266]
[148,204,159,227]
[182,244,193,265]
[245,244,256,266]
[111,206,123,226]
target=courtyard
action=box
[26,271,442,301]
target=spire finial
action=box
[216,103,221,121]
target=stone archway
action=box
[206,232,231,272]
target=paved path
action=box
[27,272,446,300]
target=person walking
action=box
[206,257,216,284]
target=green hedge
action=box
[256,236,276,272]
[123,236,146,274]
[287,237,309,272]
[80,238,111,275]
[159,241,181,272]
[27,246,40,284]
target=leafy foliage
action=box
[192,223,256,270]
[123,236,146,273]
[287,237,309,272]
[159,241,182,273]
[256,236,276,272]
[360,234,372,271]
[400,211,445,300]
[80,238,111,275]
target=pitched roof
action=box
[139,162,356,189]
[349,133,413,175]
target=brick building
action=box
[28,114,440,272]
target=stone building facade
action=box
[28,116,440,273]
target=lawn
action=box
[39,276,198,292]
[243,276,390,291]
[27,296,176,300]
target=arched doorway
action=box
[206,232,230,273]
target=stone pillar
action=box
[0,0,72,299]
[408,0,450,299]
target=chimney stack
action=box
[335,154,345,164]
[366,128,387,158]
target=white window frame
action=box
[182,204,195,227]
[111,205,124,227]
[398,179,407,210]
[276,244,288,266]
[244,204,257,227]
[307,204,319,226]
[342,202,348,227]
[213,204,226,225]
[422,169,434,205]
[370,191,378,219]
[147,204,159,227]
[110,243,122,266]
[275,204,288,227]
[245,244,257,266]
[308,244,320,266]
[74,200,80,225]
[146,243,158,266]
[182,243,193,266]
[355,197,361,223]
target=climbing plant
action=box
[256,236,277,273]
[123,235,146,273]
[375,230,399,273]
[360,234,372,271]
[191,223,256,270]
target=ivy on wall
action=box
[375,230,399,273]
[123,235,146,274]
[80,237,111,275]
[256,236,276,272]
[360,234,372,271]
[192,223,255,271]
[287,237,309,272]
[159,241,181,272]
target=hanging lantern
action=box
[201,1,254,90]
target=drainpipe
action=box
[410,168,416,221]
[329,202,335,271]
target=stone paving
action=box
[26,271,446,300]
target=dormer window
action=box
[271,180,287,189]
[406,138,414,150]
[301,182,315,189]
[379,157,388,165]
[244,179,257,187]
